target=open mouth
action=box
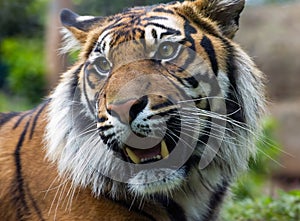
[124,140,170,164]
[122,115,181,164]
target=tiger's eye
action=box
[98,57,110,72]
[95,57,111,74]
[157,42,176,59]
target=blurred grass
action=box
[0,92,33,112]
[0,37,46,104]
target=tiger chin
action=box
[0,0,265,220]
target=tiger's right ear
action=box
[60,9,104,45]
[186,0,245,38]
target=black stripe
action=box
[151,29,158,42]
[183,21,197,51]
[184,76,198,88]
[29,100,49,140]
[221,38,237,95]
[82,63,96,117]
[152,8,175,14]
[177,18,197,71]
[133,28,146,40]
[167,69,189,90]
[98,125,113,131]
[204,180,229,221]
[160,30,181,38]
[178,9,220,38]
[221,38,245,123]
[100,133,115,145]
[144,16,168,21]
[25,183,45,221]
[161,199,187,221]
[70,64,83,98]
[13,111,33,130]
[200,35,219,76]
[146,22,181,36]
[12,118,31,220]
[178,49,196,72]
[0,112,19,128]
[151,100,173,111]
[101,21,127,46]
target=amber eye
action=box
[157,42,177,60]
[94,56,111,74]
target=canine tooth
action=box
[125,147,140,164]
[161,140,169,159]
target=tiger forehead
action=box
[95,6,185,54]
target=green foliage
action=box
[0,0,48,39]
[221,119,299,220]
[0,38,46,104]
[0,92,33,112]
[222,190,300,221]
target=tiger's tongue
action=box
[130,144,161,159]
[125,140,169,164]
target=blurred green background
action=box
[0,0,299,220]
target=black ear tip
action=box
[60,8,79,27]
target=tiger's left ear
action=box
[60,9,104,44]
[189,0,245,38]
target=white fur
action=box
[60,28,81,54]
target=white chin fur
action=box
[128,168,186,196]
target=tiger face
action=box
[47,0,264,206]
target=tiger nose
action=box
[107,96,148,124]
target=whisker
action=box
[167,127,225,160]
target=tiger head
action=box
[46,0,265,200]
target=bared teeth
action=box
[141,155,162,163]
[125,147,141,164]
[125,140,169,164]
[161,140,169,159]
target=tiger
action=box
[0,0,265,220]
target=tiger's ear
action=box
[60,9,104,44]
[189,0,245,38]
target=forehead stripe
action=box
[200,35,219,76]
[144,16,168,21]
[152,8,175,14]
[146,22,181,35]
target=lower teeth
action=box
[141,155,162,163]
[125,140,169,164]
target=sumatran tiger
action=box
[0,0,265,220]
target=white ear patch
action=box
[76,15,96,22]
[60,27,81,54]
